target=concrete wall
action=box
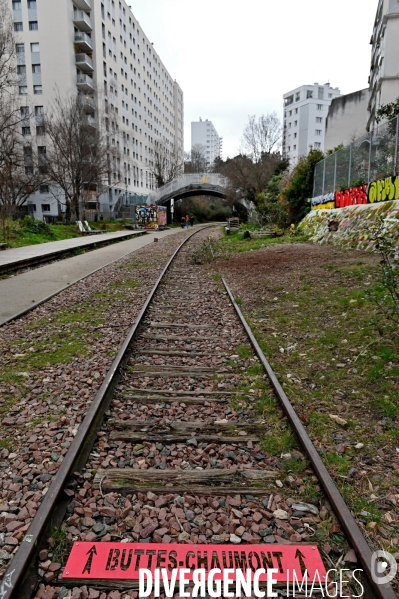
[325,89,370,151]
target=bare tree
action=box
[0,124,46,239]
[184,144,208,173]
[150,137,183,188]
[241,113,282,160]
[44,93,121,222]
[0,0,21,170]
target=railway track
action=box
[1,227,396,599]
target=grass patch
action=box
[261,431,295,455]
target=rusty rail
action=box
[2,226,215,598]
[222,277,396,599]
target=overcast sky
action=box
[131,0,377,159]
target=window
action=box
[39,185,49,193]
[294,120,297,126]
[33,85,42,94]
[31,42,39,52]
[317,104,323,110]
[17,65,26,75]
[12,1,21,9]
[20,106,29,119]
[316,117,323,123]
[315,129,322,136]
[36,125,45,135]
[16,43,25,53]
[29,21,38,30]
[306,90,313,99]
[19,86,28,94]
[314,142,321,148]
[32,64,41,73]
[35,105,44,117]
[14,22,23,31]
[28,0,37,6]
[22,126,31,135]
[295,92,300,102]
[41,204,50,212]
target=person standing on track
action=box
[185,214,189,229]
[190,215,194,227]
[181,216,185,228]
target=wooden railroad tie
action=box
[122,389,239,396]
[116,395,229,405]
[92,467,276,494]
[149,322,215,329]
[110,431,260,444]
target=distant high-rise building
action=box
[368,0,399,130]
[191,118,222,166]
[283,83,341,165]
[7,0,183,219]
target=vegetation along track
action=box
[1,227,395,599]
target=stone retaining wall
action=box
[298,200,399,253]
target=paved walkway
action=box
[0,230,145,274]
[0,227,188,325]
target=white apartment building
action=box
[367,0,399,130]
[191,118,222,167]
[283,83,341,165]
[9,0,184,220]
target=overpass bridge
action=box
[146,173,229,206]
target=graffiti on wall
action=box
[312,192,335,210]
[312,176,399,210]
[335,184,368,208]
[135,205,159,228]
[367,175,399,203]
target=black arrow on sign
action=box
[82,545,97,575]
[295,549,307,576]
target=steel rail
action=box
[2,225,215,599]
[222,277,396,599]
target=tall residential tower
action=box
[368,0,399,130]
[9,0,184,219]
[191,118,222,167]
[283,83,341,165]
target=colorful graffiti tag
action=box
[135,205,159,229]
[335,184,368,208]
[311,192,335,210]
[311,178,398,210]
[367,175,399,203]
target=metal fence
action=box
[313,115,399,197]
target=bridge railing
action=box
[147,173,229,205]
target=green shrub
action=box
[20,216,55,237]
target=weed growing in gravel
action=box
[235,344,252,359]
[51,523,72,563]
[261,430,295,455]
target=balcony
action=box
[74,31,93,52]
[80,94,95,110]
[73,0,91,10]
[85,115,96,128]
[75,53,93,72]
[77,73,94,92]
[73,10,92,31]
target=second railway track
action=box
[1,227,396,599]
